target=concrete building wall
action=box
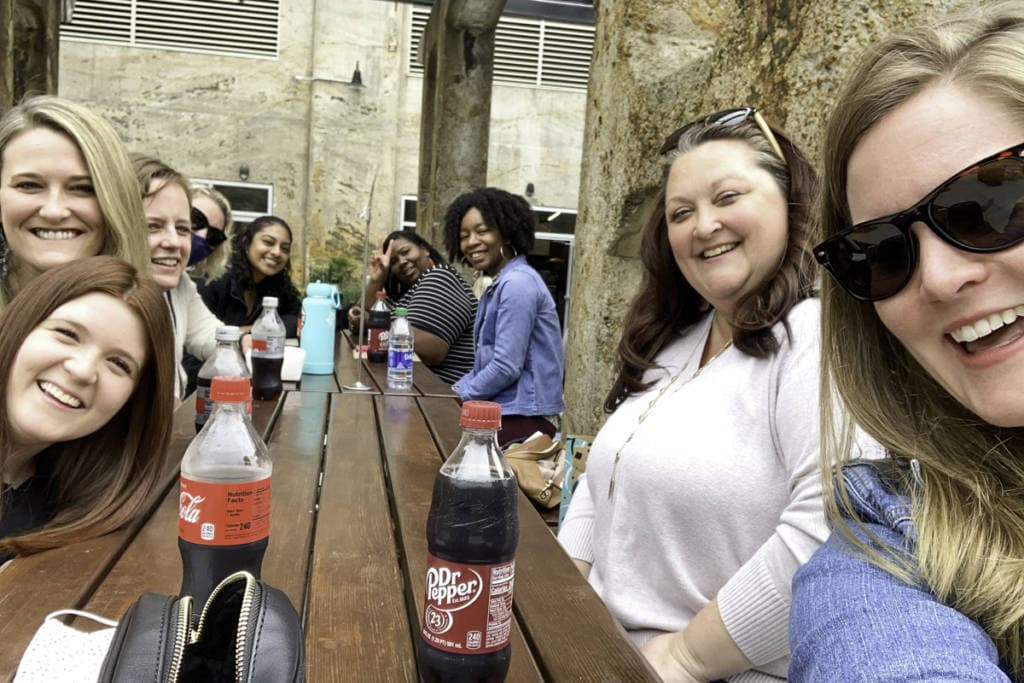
[58,0,587,303]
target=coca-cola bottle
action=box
[194,325,250,433]
[367,290,391,363]
[251,296,285,401]
[418,401,519,682]
[179,376,272,607]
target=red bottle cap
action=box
[460,401,501,429]
[210,376,252,402]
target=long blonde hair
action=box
[0,96,149,308]
[819,2,1024,674]
[188,184,234,283]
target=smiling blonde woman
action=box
[0,96,149,310]
[790,3,1024,679]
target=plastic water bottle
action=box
[179,376,272,607]
[251,296,285,401]
[387,306,414,391]
[195,325,250,432]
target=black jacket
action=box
[198,268,301,338]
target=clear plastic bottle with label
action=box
[251,296,286,401]
[194,325,250,433]
[179,376,272,607]
[387,306,414,390]
[418,401,519,682]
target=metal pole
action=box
[343,168,378,391]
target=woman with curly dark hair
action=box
[443,187,564,446]
[199,215,301,339]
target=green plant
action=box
[308,253,362,307]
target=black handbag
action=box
[98,571,305,682]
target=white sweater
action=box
[166,274,221,399]
[559,299,872,681]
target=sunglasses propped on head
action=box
[815,141,1024,302]
[659,107,786,162]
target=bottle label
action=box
[252,336,284,357]
[369,328,388,353]
[195,386,212,426]
[388,348,413,370]
[179,476,271,546]
[421,556,515,654]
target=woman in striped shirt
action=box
[350,231,476,385]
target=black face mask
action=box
[188,207,228,266]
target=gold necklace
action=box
[606,325,733,499]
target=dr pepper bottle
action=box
[418,401,519,682]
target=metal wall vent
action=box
[60,0,279,60]
[408,7,593,92]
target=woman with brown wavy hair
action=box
[558,110,851,681]
[790,3,1024,680]
[0,256,175,564]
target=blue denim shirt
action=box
[453,256,565,416]
[789,461,1012,681]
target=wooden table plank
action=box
[297,372,340,393]
[257,390,328,610]
[363,360,416,396]
[417,396,464,456]
[0,399,198,675]
[375,395,543,682]
[305,394,416,682]
[412,362,457,398]
[334,332,382,394]
[81,391,325,623]
[512,493,659,681]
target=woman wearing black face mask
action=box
[187,185,233,286]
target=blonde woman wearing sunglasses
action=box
[790,3,1024,680]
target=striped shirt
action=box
[393,265,476,385]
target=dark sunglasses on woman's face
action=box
[190,206,210,233]
[814,141,1024,302]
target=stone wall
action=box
[563,0,971,436]
[58,0,587,303]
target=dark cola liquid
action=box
[367,309,390,363]
[178,536,268,608]
[418,475,519,683]
[194,375,212,433]
[251,355,283,400]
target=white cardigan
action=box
[558,299,878,682]
[166,274,221,399]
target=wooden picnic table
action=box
[0,365,656,681]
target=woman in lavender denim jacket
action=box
[790,4,1024,679]
[443,188,565,446]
